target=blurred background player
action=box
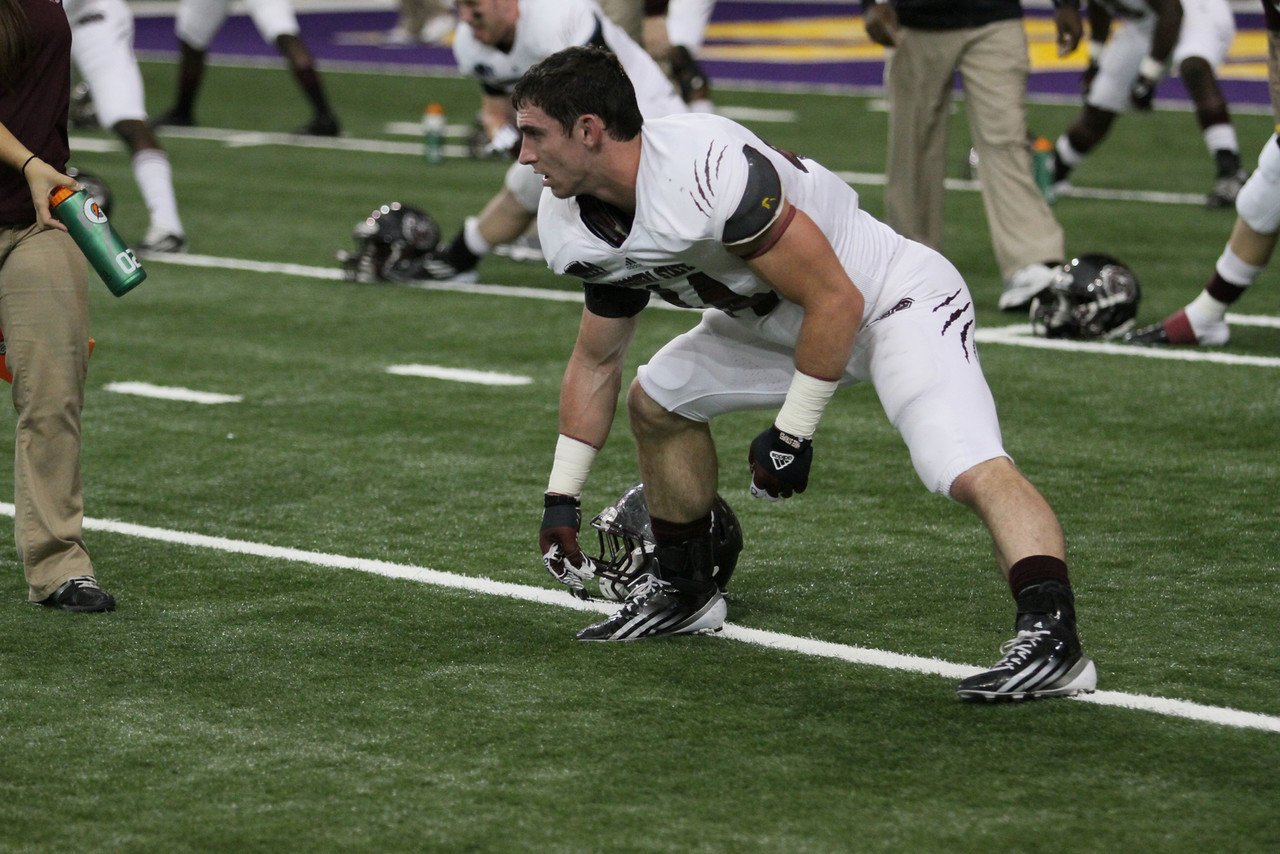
[414,0,686,283]
[66,0,187,255]
[383,0,456,46]
[863,0,1081,312]
[1049,0,1245,209]
[153,0,341,136]
[1125,0,1280,346]
[643,0,717,113]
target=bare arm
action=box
[736,201,864,382]
[557,308,641,450]
[1144,0,1182,66]
[0,120,75,230]
[863,2,900,48]
[479,92,515,139]
[1086,2,1113,44]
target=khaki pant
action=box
[884,19,1064,281]
[598,0,644,44]
[0,222,93,601]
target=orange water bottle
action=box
[423,102,446,164]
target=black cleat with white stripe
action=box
[956,615,1096,702]
[576,574,725,642]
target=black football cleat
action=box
[297,113,341,137]
[576,574,725,641]
[957,616,1096,702]
[1206,169,1248,209]
[1123,322,1171,346]
[38,576,116,613]
[151,108,194,129]
[133,229,188,256]
[1123,309,1228,347]
[411,248,479,283]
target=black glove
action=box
[1130,74,1158,111]
[1080,58,1099,98]
[539,493,595,597]
[748,426,813,501]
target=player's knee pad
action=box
[504,162,544,213]
[1236,135,1280,234]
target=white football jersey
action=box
[452,0,685,119]
[538,114,905,325]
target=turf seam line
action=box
[4,502,1276,734]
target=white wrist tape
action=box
[547,434,598,497]
[774,372,839,440]
[1087,40,1106,62]
[1139,56,1167,81]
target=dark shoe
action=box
[151,108,194,129]
[576,574,725,641]
[1206,169,1248,209]
[297,113,340,136]
[133,229,189,256]
[1123,308,1228,347]
[956,617,1095,701]
[38,576,116,613]
[1000,262,1058,312]
[408,248,479,283]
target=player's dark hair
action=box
[512,46,643,142]
[0,0,30,93]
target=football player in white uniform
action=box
[414,0,685,283]
[643,0,717,112]
[1049,0,1246,208]
[153,0,341,136]
[1125,0,1280,345]
[522,47,1097,702]
[66,0,187,254]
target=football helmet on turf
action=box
[590,484,743,601]
[1029,254,1141,340]
[338,203,441,283]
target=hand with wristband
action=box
[1130,56,1167,111]
[747,371,837,501]
[539,493,596,597]
[538,434,599,595]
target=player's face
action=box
[456,0,518,48]
[517,104,590,199]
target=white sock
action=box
[463,216,491,257]
[132,149,184,236]
[1055,135,1085,168]
[1215,244,1264,288]
[1203,123,1238,157]
[1185,291,1230,332]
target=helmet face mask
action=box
[340,203,441,283]
[588,484,742,601]
[1030,254,1141,340]
[591,484,656,601]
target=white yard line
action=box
[977,324,1280,367]
[386,364,532,385]
[5,502,1274,734]
[103,381,243,404]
